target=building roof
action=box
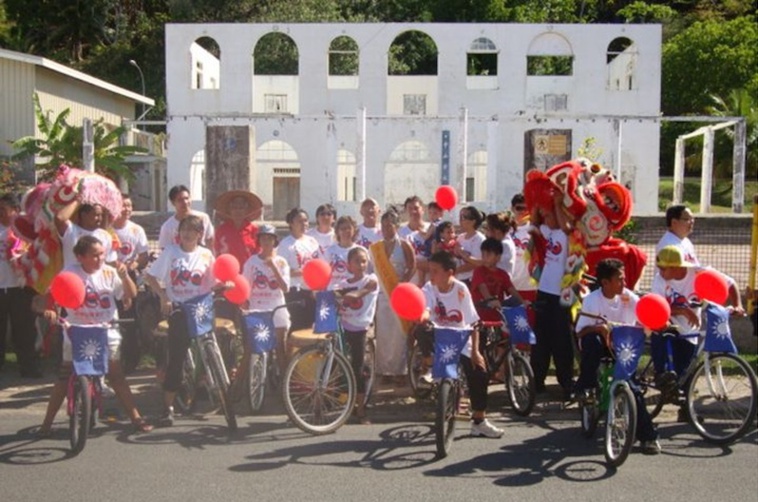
[0,47,155,106]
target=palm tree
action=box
[706,88,757,177]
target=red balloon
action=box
[635,293,671,331]
[224,275,250,305]
[435,185,458,211]
[694,269,729,305]
[50,271,85,309]
[390,282,426,321]
[213,254,240,282]
[302,259,332,291]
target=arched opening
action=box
[467,37,498,90]
[337,149,357,201]
[253,32,300,114]
[189,149,205,203]
[526,32,573,76]
[607,37,637,91]
[191,37,220,89]
[387,30,439,115]
[384,140,438,205]
[256,140,301,220]
[328,35,359,89]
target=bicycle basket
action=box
[243,311,277,354]
[68,325,109,376]
[432,328,472,379]
[610,326,645,381]
[703,303,737,354]
[180,292,214,338]
[502,305,536,345]
[313,291,339,334]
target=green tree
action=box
[11,95,145,182]
[707,89,758,177]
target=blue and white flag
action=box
[703,303,737,354]
[432,328,471,379]
[181,292,214,338]
[244,312,277,354]
[69,325,109,376]
[611,326,645,381]
[502,305,536,345]
[314,291,339,334]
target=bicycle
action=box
[154,293,238,431]
[636,302,757,445]
[281,291,358,435]
[575,313,646,467]
[241,304,289,412]
[477,303,536,416]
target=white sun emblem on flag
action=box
[616,341,637,368]
[254,323,271,343]
[440,344,458,363]
[319,303,332,320]
[514,314,530,332]
[78,338,102,360]
[194,301,211,325]
[714,319,730,339]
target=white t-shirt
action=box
[307,228,336,255]
[498,235,516,276]
[147,244,215,303]
[113,220,149,264]
[242,254,290,313]
[158,211,214,249]
[277,234,320,290]
[455,231,485,281]
[63,263,123,326]
[0,224,23,288]
[399,223,430,258]
[355,224,382,249]
[538,225,568,296]
[576,287,639,333]
[337,273,379,331]
[655,231,699,266]
[423,278,480,357]
[511,224,536,292]
[321,243,359,290]
[61,223,117,268]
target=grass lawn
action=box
[658,177,757,213]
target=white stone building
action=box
[165,23,662,219]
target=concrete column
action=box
[700,127,714,214]
[205,125,255,214]
[355,107,366,203]
[486,119,499,213]
[732,119,746,213]
[457,107,468,202]
[83,118,94,173]
[673,137,685,205]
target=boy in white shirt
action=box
[575,258,660,454]
[422,251,503,439]
[158,185,214,250]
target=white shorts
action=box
[273,307,291,331]
[62,327,122,363]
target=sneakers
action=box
[420,369,434,385]
[158,408,174,427]
[641,439,661,454]
[471,419,504,438]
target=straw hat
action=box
[214,190,263,220]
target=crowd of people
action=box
[0,181,748,451]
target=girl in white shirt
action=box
[454,206,486,284]
[307,203,337,254]
[321,216,360,290]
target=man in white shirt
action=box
[655,205,699,266]
[158,185,214,250]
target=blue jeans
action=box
[650,331,697,377]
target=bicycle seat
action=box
[287,327,329,356]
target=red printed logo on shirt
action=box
[170,264,204,287]
[83,285,111,309]
[433,299,463,324]
[547,237,563,255]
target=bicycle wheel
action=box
[686,354,758,444]
[636,360,665,419]
[507,352,536,416]
[435,378,459,459]
[604,384,637,468]
[362,338,376,406]
[173,350,197,414]
[408,343,433,400]
[282,346,356,435]
[248,352,267,412]
[579,389,600,438]
[69,376,91,455]
[203,341,238,432]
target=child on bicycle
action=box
[336,246,378,424]
[241,224,291,374]
[471,238,526,323]
[575,258,659,454]
[145,215,227,427]
[37,235,152,436]
[421,251,503,438]
[651,246,744,419]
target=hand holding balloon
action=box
[50,271,85,309]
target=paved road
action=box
[0,370,756,502]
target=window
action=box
[607,37,637,91]
[329,36,359,76]
[467,37,498,76]
[527,56,573,76]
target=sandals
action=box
[132,419,154,434]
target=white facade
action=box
[165,23,662,218]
